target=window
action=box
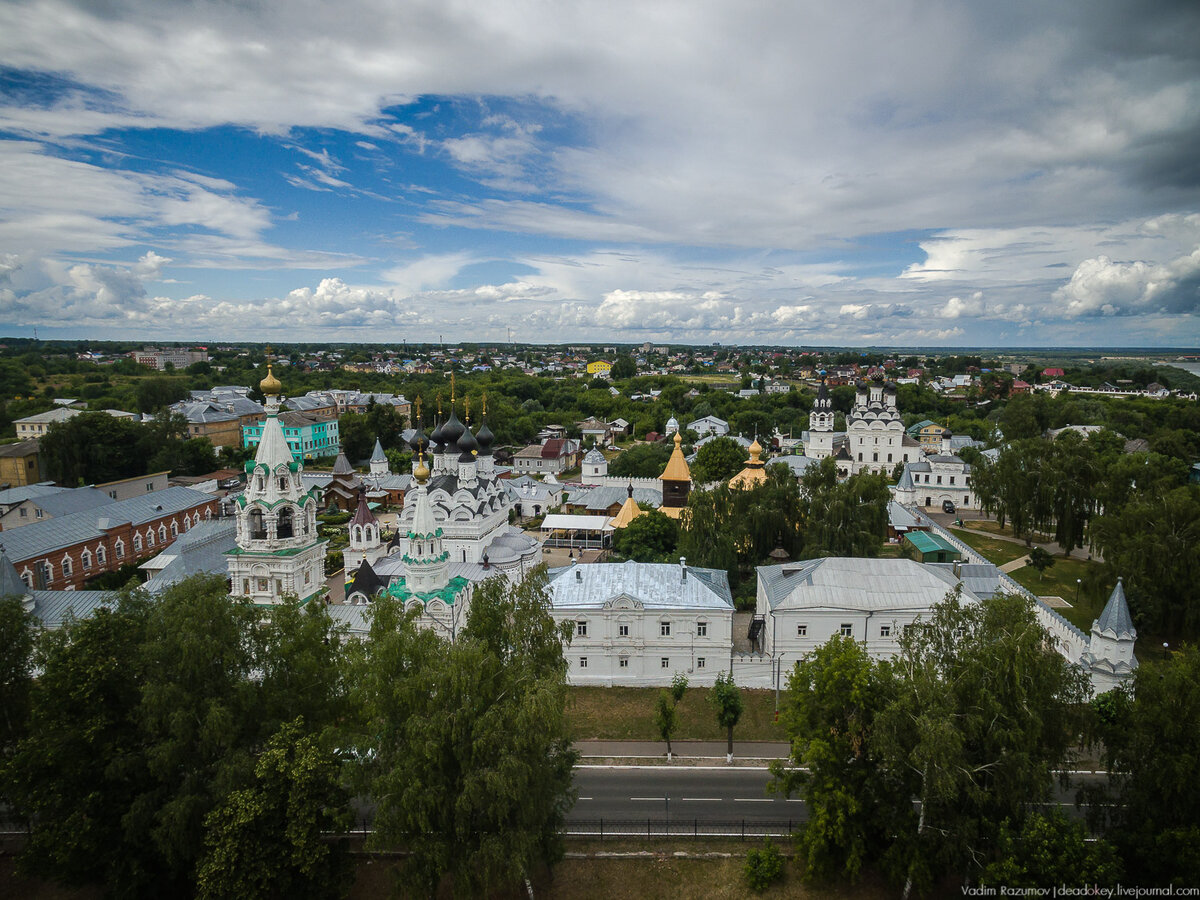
[243,579,250,594]
[696,657,706,668]
[170,521,178,537]
[579,657,588,668]
[964,495,969,505]
[796,624,807,637]
[61,556,72,577]
[936,475,942,485]
[146,482,153,492]
[115,539,125,558]
[661,657,670,668]
[576,621,588,637]
[18,508,25,518]
[619,658,629,668]
[619,624,629,637]
[880,625,891,638]
[96,545,106,566]
[133,534,143,552]
[660,622,671,636]
[257,578,268,592]
[949,476,955,485]
[839,623,853,637]
[35,509,43,518]
[697,621,707,637]
[81,550,92,570]
[158,525,167,542]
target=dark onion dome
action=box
[884,380,897,392]
[441,409,465,448]
[429,417,446,450]
[408,426,428,456]
[474,418,494,455]
[457,424,480,461]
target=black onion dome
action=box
[475,418,494,455]
[457,424,480,461]
[429,417,445,450]
[408,426,428,456]
[441,409,465,447]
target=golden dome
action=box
[413,457,430,484]
[259,364,282,396]
[748,439,763,461]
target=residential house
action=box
[0,440,43,487]
[243,411,339,462]
[512,438,581,475]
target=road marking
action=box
[630,797,666,801]
[786,799,805,803]
[577,797,593,801]
[679,797,721,802]
[576,764,774,772]
[735,798,774,803]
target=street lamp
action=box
[1075,578,1081,605]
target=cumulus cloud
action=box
[1054,248,1200,317]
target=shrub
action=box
[744,839,784,892]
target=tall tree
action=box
[654,673,689,760]
[770,636,907,881]
[359,568,577,897]
[708,670,744,762]
[196,718,351,900]
[613,508,678,563]
[1094,646,1200,885]
[0,595,35,764]
[690,436,751,484]
[874,590,1090,896]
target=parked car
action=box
[942,500,956,514]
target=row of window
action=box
[23,510,210,586]
[578,656,707,669]
[916,473,966,486]
[576,620,708,638]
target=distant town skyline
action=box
[1,1,1198,347]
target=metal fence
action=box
[564,818,797,839]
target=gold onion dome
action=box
[259,364,282,396]
[413,456,431,483]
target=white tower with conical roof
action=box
[402,452,450,594]
[369,439,389,476]
[1082,577,1139,694]
[342,487,384,574]
[226,359,328,604]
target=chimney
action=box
[680,556,687,581]
[953,559,962,579]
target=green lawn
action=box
[964,519,1055,545]
[566,686,786,742]
[1008,554,1108,631]
[948,528,1030,566]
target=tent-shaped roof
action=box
[659,433,691,483]
[1094,577,1136,639]
[728,439,768,489]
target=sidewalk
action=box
[576,740,790,760]
[928,510,1103,563]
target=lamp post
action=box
[1075,578,1081,606]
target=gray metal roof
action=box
[757,557,978,612]
[0,483,66,506]
[30,590,113,629]
[927,562,1002,599]
[895,465,915,490]
[773,455,820,477]
[30,487,114,518]
[1094,578,1136,638]
[0,486,215,562]
[547,560,733,611]
[566,484,661,511]
[141,520,237,594]
[0,553,28,596]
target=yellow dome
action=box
[413,457,430,483]
[259,364,282,396]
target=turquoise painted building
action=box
[243,411,339,462]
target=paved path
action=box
[998,556,1030,573]
[577,740,790,760]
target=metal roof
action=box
[566,484,661,512]
[548,560,733,611]
[30,590,113,629]
[0,483,67,506]
[30,487,115,518]
[540,514,612,532]
[757,558,977,612]
[904,531,961,556]
[141,520,237,594]
[0,486,215,562]
[1095,578,1136,638]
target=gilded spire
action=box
[481,392,487,417]
[450,371,456,406]
[464,395,470,425]
[414,395,422,427]
[259,345,282,397]
[437,393,443,417]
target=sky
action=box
[0,0,1198,348]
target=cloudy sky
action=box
[1,0,1198,347]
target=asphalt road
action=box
[566,765,1111,835]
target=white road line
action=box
[630,797,666,801]
[785,799,805,803]
[679,798,721,802]
[577,797,593,801]
[735,798,774,803]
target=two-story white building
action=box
[548,558,735,686]
[754,557,983,660]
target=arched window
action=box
[61,556,72,577]
[248,508,266,540]
[279,476,288,492]
[159,524,167,542]
[39,561,52,584]
[134,533,143,552]
[81,549,92,569]
[20,569,32,589]
[278,507,294,539]
[204,508,212,520]
[170,521,178,537]
[97,545,106,566]
[115,539,125,559]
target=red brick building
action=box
[0,486,219,591]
